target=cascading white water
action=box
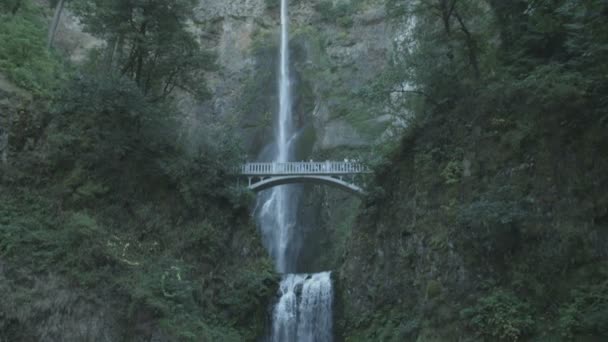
[257,1,334,341]
[258,0,297,273]
[272,273,333,342]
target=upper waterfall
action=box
[278,0,292,165]
[257,0,299,274]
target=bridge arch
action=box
[237,161,370,196]
[248,175,365,195]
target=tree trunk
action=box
[107,34,123,69]
[47,0,66,50]
[454,10,480,79]
[436,0,458,61]
[439,0,458,37]
[134,21,148,87]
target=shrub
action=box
[461,289,535,341]
[315,1,356,27]
[559,281,608,338]
[0,3,65,95]
[456,188,528,262]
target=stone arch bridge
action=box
[238,161,371,195]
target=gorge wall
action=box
[5,0,607,341]
[191,0,403,156]
[185,0,408,273]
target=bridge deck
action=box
[240,161,370,176]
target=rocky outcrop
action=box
[195,0,266,20]
[193,0,405,154]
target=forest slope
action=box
[337,1,608,341]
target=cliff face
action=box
[187,0,405,274]
[189,0,403,155]
[336,116,608,341]
[42,0,401,272]
[1,3,282,340]
[51,0,402,154]
[7,1,606,341]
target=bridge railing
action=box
[240,161,370,175]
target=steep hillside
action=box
[337,1,608,341]
[2,0,607,341]
[0,1,276,340]
[337,94,608,341]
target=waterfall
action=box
[271,273,333,342]
[257,1,334,341]
[257,0,298,274]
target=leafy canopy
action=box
[72,0,215,100]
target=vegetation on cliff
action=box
[338,0,608,341]
[0,1,275,340]
[2,0,608,341]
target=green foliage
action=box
[265,0,305,10]
[344,308,420,342]
[0,1,65,95]
[0,181,274,340]
[0,0,23,14]
[0,5,271,337]
[487,0,608,121]
[159,131,243,211]
[426,280,442,299]
[72,0,215,100]
[0,193,110,286]
[46,74,175,189]
[42,69,247,213]
[461,289,535,341]
[559,281,608,338]
[342,2,608,341]
[0,0,272,341]
[457,192,527,261]
[440,160,462,185]
[458,197,526,229]
[315,1,356,27]
[264,0,280,10]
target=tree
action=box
[420,0,486,80]
[72,0,215,100]
[382,0,493,116]
[0,0,23,14]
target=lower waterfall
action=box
[271,273,333,342]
